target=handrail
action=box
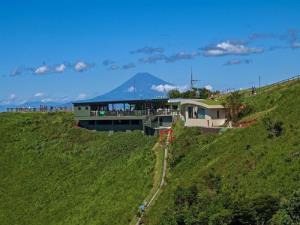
[89,110,180,117]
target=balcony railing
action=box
[89,109,179,117]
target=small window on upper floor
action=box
[85,106,89,110]
[78,107,81,110]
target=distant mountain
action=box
[86,72,173,102]
[0,101,72,112]
[0,73,172,112]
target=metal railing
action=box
[220,74,300,95]
[89,109,179,117]
[6,106,71,113]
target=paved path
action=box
[133,130,171,225]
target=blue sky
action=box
[1,0,300,104]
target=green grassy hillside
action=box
[146,80,300,225]
[0,113,156,225]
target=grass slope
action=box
[146,80,300,224]
[0,113,156,225]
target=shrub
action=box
[204,172,222,193]
[285,190,300,222]
[262,116,284,138]
[209,209,233,225]
[250,194,280,225]
[239,104,256,118]
[186,185,198,207]
[269,210,293,225]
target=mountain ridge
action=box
[84,72,172,102]
[0,73,172,111]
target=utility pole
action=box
[190,67,200,89]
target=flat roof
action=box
[73,98,169,105]
[168,98,224,109]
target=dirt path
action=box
[131,130,171,225]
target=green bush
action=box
[263,115,284,138]
[239,104,256,118]
[269,210,293,225]
[209,209,233,225]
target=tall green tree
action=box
[223,91,243,123]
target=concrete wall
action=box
[78,119,143,132]
[182,104,226,127]
[157,116,173,127]
[74,105,90,117]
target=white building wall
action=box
[182,105,226,127]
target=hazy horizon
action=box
[1,0,300,105]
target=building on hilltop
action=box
[73,98,176,135]
[73,98,227,135]
[168,99,226,128]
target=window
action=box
[96,120,112,125]
[78,106,81,110]
[188,107,193,118]
[113,120,130,125]
[217,110,220,119]
[85,106,89,110]
[131,120,140,125]
[197,108,205,119]
[88,120,95,125]
[120,120,130,125]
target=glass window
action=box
[131,120,140,125]
[188,107,193,118]
[88,120,95,125]
[96,120,112,125]
[197,108,205,119]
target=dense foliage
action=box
[0,113,156,225]
[223,91,243,122]
[146,80,300,225]
[168,88,218,99]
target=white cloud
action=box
[41,98,53,103]
[151,84,188,93]
[224,59,252,66]
[35,65,49,75]
[203,41,263,56]
[0,94,25,105]
[34,92,45,97]
[10,67,22,76]
[166,51,200,63]
[205,85,213,91]
[9,93,17,100]
[139,54,166,64]
[74,61,88,72]
[122,63,136,70]
[292,42,300,48]
[131,46,164,54]
[77,93,88,100]
[127,86,135,93]
[55,64,66,73]
[109,64,120,70]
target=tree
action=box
[262,115,284,138]
[223,91,243,123]
[168,88,215,99]
[169,89,182,98]
[250,194,280,225]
